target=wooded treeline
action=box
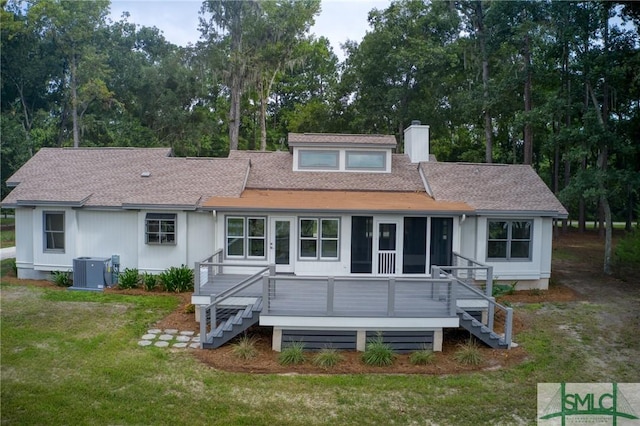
[2,0,639,233]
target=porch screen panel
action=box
[351,216,372,273]
[403,217,427,274]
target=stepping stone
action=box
[142,334,157,340]
[159,334,174,341]
[176,335,191,342]
[172,342,188,348]
[147,329,162,334]
[138,340,153,346]
[191,336,200,343]
[164,329,179,334]
[189,342,200,349]
[154,341,169,348]
[179,331,195,336]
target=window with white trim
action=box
[44,211,65,252]
[487,220,532,260]
[298,150,339,169]
[226,216,266,258]
[346,151,386,170]
[146,213,176,245]
[299,218,339,259]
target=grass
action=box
[231,334,259,360]
[361,334,395,366]
[278,341,306,365]
[1,225,15,247]
[453,339,484,366]
[312,347,343,368]
[2,282,638,425]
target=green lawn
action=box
[1,281,637,425]
[1,217,15,247]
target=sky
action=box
[108,0,392,60]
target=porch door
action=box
[430,218,453,269]
[270,218,294,273]
[374,220,400,275]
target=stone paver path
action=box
[138,329,200,349]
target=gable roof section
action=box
[2,148,249,209]
[420,162,568,217]
[288,133,397,148]
[228,150,424,192]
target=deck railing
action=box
[262,275,457,318]
[193,249,223,295]
[433,265,512,348]
[438,252,494,297]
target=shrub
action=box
[492,281,517,297]
[362,334,395,366]
[614,229,640,278]
[312,347,342,368]
[159,265,194,293]
[454,338,484,366]
[410,346,435,365]
[278,341,306,365]
[51,270,72,287]
[183,303,195,314]
[118,268,140,289]
[142,272,157,291]
[231,335,258,360]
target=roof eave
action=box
[475,209,569,219]
[122,203,197,211]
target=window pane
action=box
[510,241,530,258]
[147,221,159,233]
[488,221,508,240]
[299,150,338,168]
[346,152,385,169]
[45,213,64,232]
[161,221,175,233]
[248,239,265,257]
[321,219,338,238]
[227,238,244,256]
[248,218,265,237]
[512,221,531,239]
[321,240,338,258]
[161,233,175,244]
[300,240,317,257]
[227,218,244,236]
[300,219,318,238]
[487,241,507,258]
[147,233,160,244]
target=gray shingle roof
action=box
[228,150,425,192]
[2,148,249,208]
[288,133,397,147]
[420,162,568,216]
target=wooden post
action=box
[449,279,457,316]
[486,266,494,297]
[199,305,207,349]
[262,275,270,314]
[327,277,334,315]
[488,297,495,329]
[387,278,395,316]
[194,262,200,295]
[505,307,513,348]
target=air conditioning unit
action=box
[71,257,110,291]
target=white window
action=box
[226,216,266,258]
[44,211,65,252]
[299,218,339,259]
[487,220,532,260]
[298,150,339,169]
[346,151,386,170]
[146,213,176,245]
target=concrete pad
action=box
[142,334,157,340]
[158,334,174,341]
[164,329,178,334]
[138,340,153,346]
[147,329,162,334]
[154,341,169,347]
[176,335,191,342]
[172,342,188,348]
[179,330,195,336]
[189,343,200,349]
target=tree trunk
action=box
[475,1,493,163]
[71,54,80,148]
[229,72,241,151]
[523,33,533,165]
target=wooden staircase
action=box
[457,309,509,349]
[202,298,263,349]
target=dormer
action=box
[288,133,396,173]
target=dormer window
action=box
[289,132,396,173]
[345,151,386,170]
[298,150,339,170]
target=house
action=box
[2,123,568,352]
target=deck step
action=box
[456,309,509,350]
[202,297,263,349]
